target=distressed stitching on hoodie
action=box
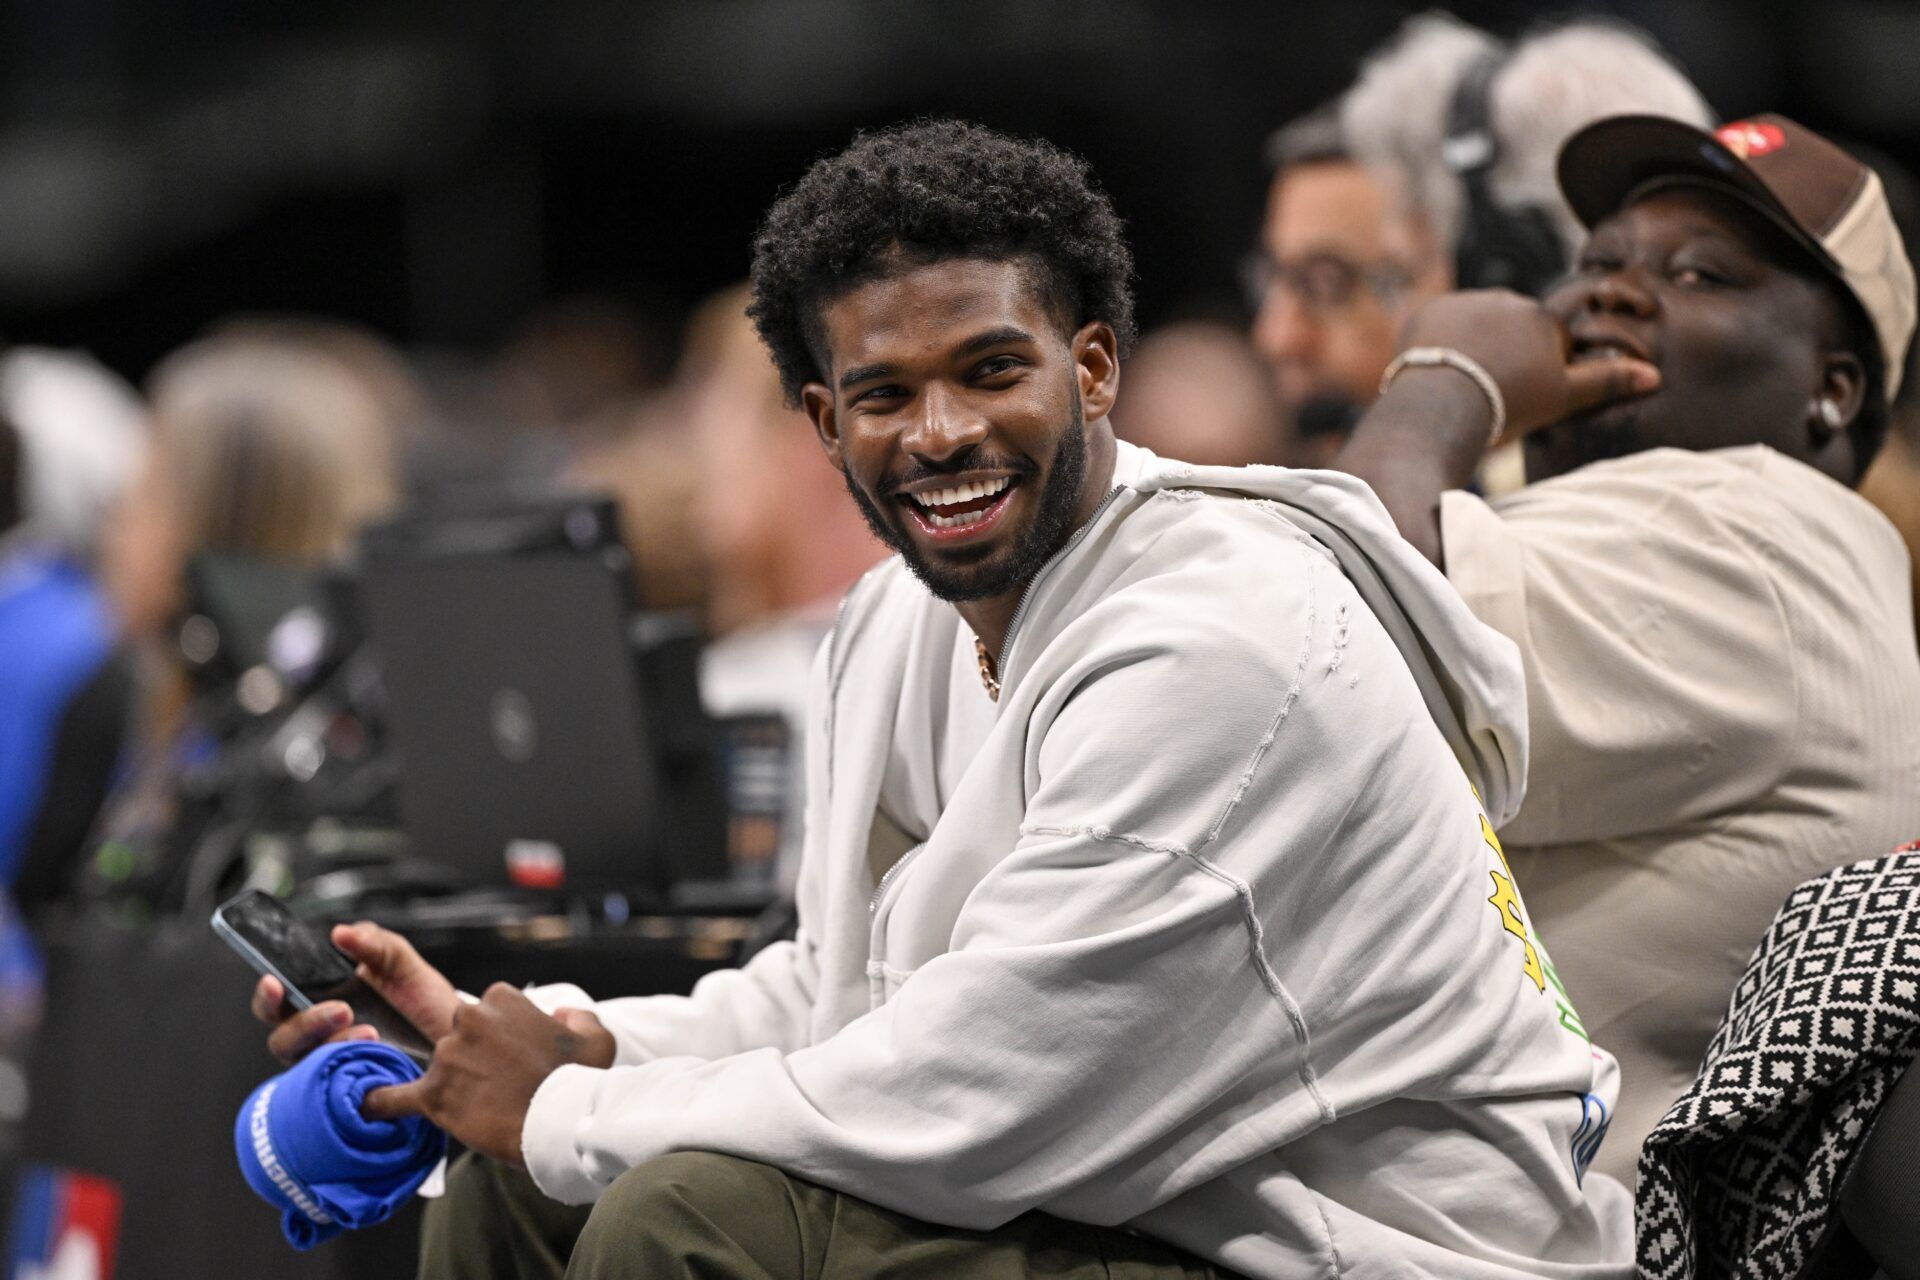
[1021,821,1336,1127]
[1195,527,1317,856]
[1325,603,1351,683]
[864,959,916,984]
[1315,1200,1347,1278]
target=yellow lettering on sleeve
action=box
[1487,869,1547,993]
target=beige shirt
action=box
[1443,445,1920,1186]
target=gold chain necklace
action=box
[974,636,1001,702]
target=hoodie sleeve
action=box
[536,932,824,1068]
[521,570,1339,1220]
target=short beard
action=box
[843,393,1089,603]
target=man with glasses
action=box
[1247,106,1448,466]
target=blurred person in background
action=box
[0,348,146,898]
[1247,103,1441,467]
[565,394,712,618]
[1340,14,1713,299]
[104,329,399,640]
[564,284,887,625]
[498,297,674,442]
[216,314,430,494]
[1111,319,1292,466]
[566,290,886,892]
[92,328,402,887]
[679,284,881,638]
[365,299,659,508]
[567,288,885,888]
[680,283,884,883]
[1250,14,1713,473]
[1335,113,1920,1183]
[0,349,147,559]
[0,348,145,1041]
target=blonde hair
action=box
[147,335,398,563]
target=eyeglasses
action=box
[1240,251,1416,315]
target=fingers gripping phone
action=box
[213,889,433,1064]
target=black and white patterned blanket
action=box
[1637,845,1920,1279]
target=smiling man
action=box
[260,121,1636,1278]
[1335,114,1920,1184]
[803,250,1107,649]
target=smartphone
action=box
[212,889,433,1063]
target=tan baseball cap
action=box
[1557,113,1917,400]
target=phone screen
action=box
[214,889,433,1063]
[216,890,355,993]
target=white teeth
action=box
[925,506,993,530]
[914,476,1010,509]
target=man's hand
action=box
[251,921,462,1066]
[1335,288,1663,567]
[1397,289,1660,441]
[360,984,616,1165]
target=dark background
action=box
[0,0,1912,382]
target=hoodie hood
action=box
[1119,442,1529,826]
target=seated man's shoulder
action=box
[1497,443,1868,526]
[1123,485,1342,590]
[1078,490,1380,687]
[1487,444,1904,590]
[1166,483,1375,588]
[1036,492,1479,853]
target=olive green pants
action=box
[418,1150,1231,1279]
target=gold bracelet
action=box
[1378,347,1506,448]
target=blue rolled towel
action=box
[234,1040,445,1249]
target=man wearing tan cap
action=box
[1336,113,1920,1184]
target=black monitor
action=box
[356,494,688,896]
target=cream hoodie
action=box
[522,444,1634,1278]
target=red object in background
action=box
[6,1164,123,1280]
[504,839,566,890]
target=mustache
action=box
[879,451,1037,494]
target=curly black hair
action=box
[748,119,1137,406]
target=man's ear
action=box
[1818,348,1868,432]
[1071,321,1120,421]
[801,383,843,469]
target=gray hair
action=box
[1341,12,1715,265]
[1,347,148,557]
[1264,101,1347,172]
